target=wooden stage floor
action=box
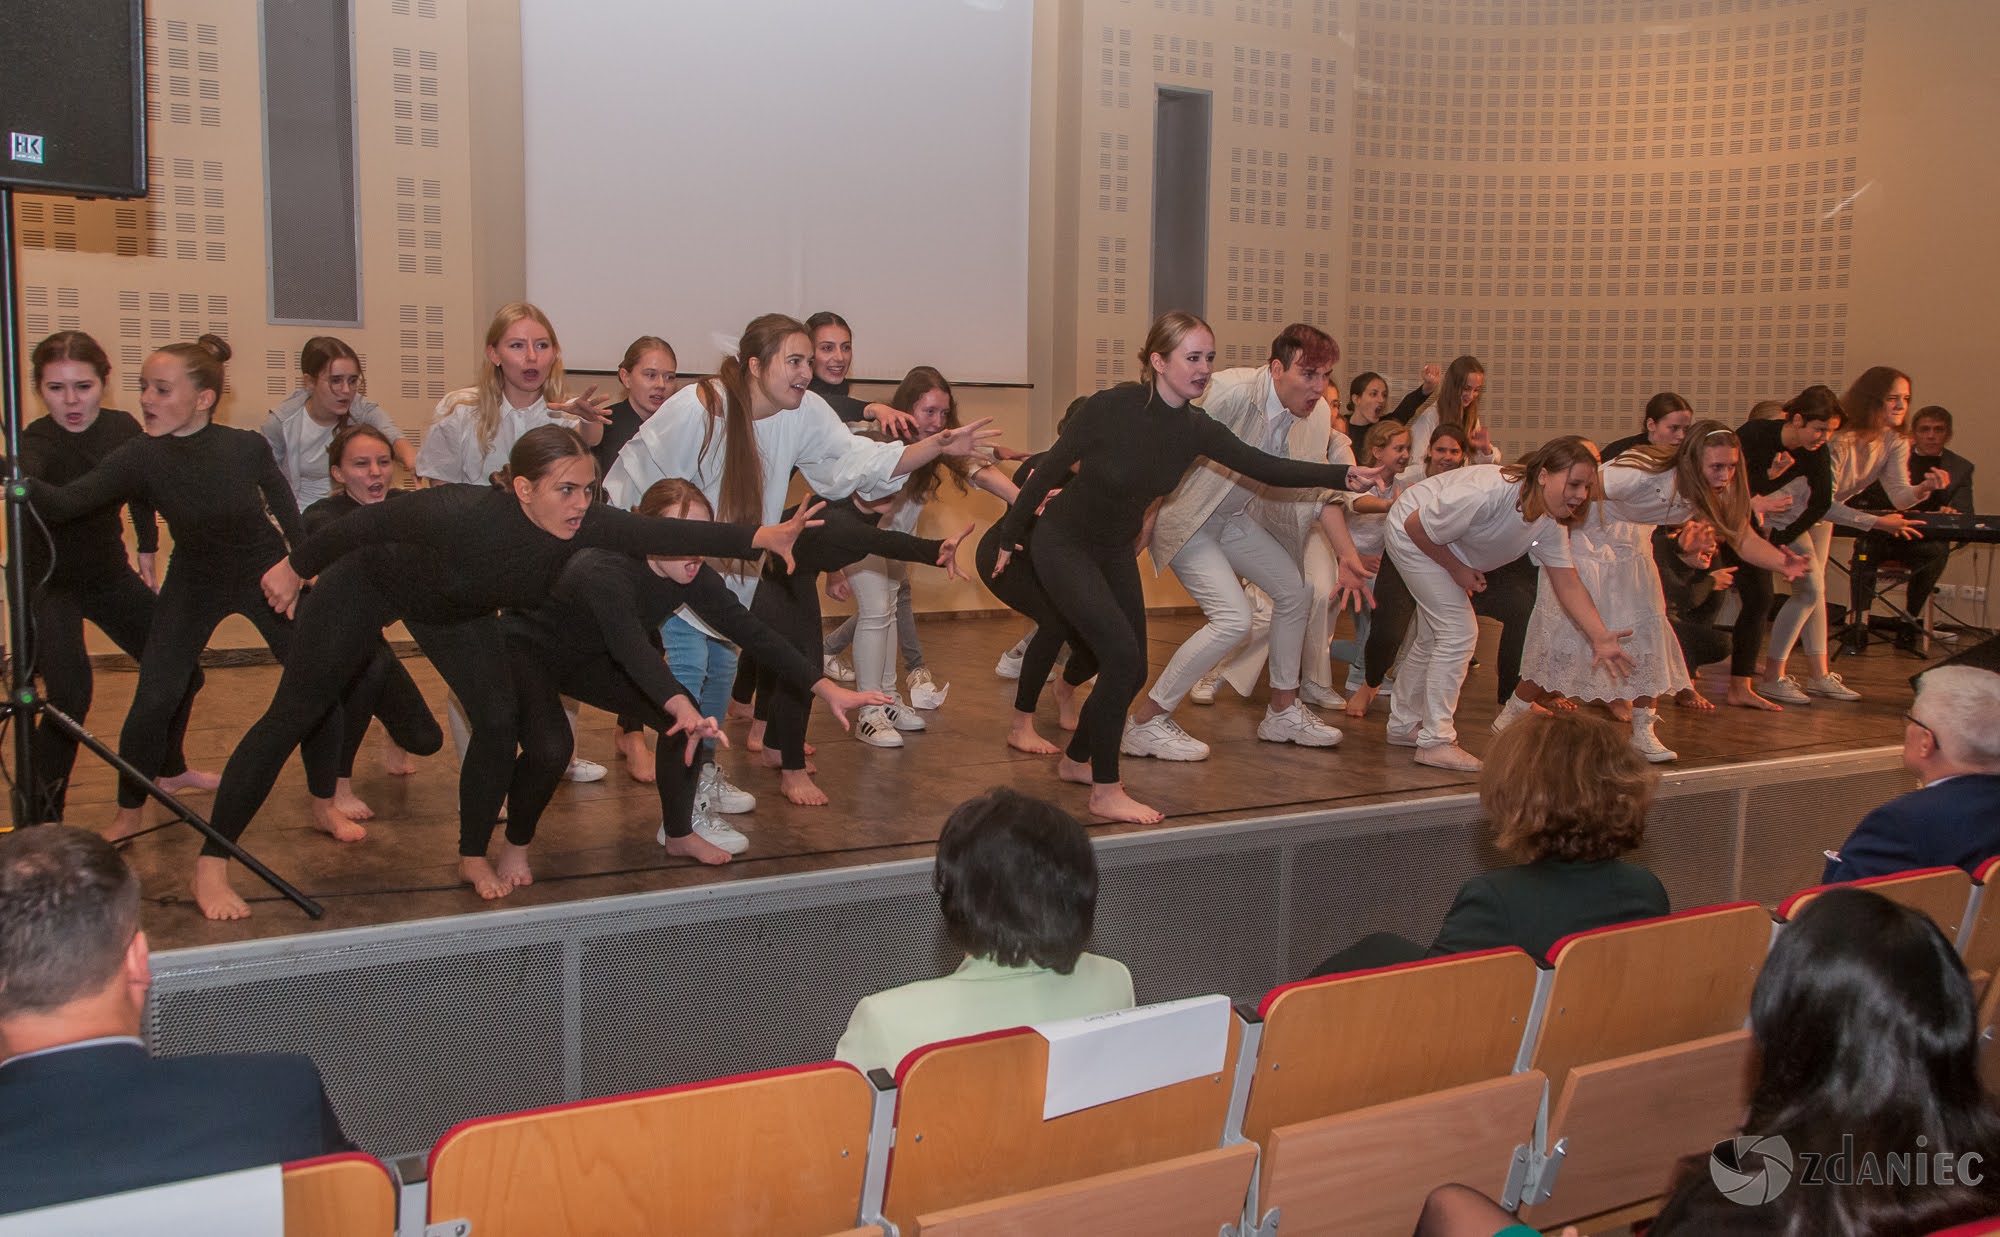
[47,613,1928,952]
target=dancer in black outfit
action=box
[300,424,443,817]
[16,331,213,823]
[750,493,972,806]
[23,336,348,849]
[505,479,887,865]
[206,425,811,917]
[1728,387,1836,711]
[992,312,1380,824]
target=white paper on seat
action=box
[0,1164,284,1237]
[1033,993,1232,1120]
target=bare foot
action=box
[310,798,368,843]
[1057,756,1094,786]
[1088,783,1164,824]
[1055,677,1083,732]
[1007,716,1062,755]
[457,856,513,899]
[102,806,146,843]
[381,740,420,776]
[745,719,766,753]
[616,728,656,784]
[1726,683,1783,712]
[1675,687,1716,711]
[1546,696,1578,711]
[492,841,534,888]
[726,699,754,722]
[779,769,829,806]
[1343,684,1379,719]
[332,779,375,821]
[663,832,733,865]
[193,857,251,920]
[157,769,220,795]
[760,748,820,774]
[1606,699,1634,723]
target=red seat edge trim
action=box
[1544,900,1765,966]
[1254,947,1533,1017]
[1775,866,1970,920]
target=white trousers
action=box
[1149,512,1312,711]
[1768,523,1832,664]
[847,555,908,694]
[1384,528,1478,749]
[1218,527,1337,696]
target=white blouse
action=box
[1389,463,1573,571]
[414,392,578,486]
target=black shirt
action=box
[1600,431,1649,462]
[1735,417,1833,547]
[17,409,159,589]
[998,382,1353,550]
[591,399,649,485]
[28,421,300,580]
[772,495,943,581]
[288,483,761,624]
[810,376,869,425]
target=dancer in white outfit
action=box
[1505,422,1810,762]
[1383,437,1635,772]
[1398,356,1499,482]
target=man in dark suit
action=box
[1823,665,2000,883]
[0,827,350,1215]
[1848,405,1976,651]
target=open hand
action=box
[935,417,1004,457]
[554,384,612,425]
[1751,491,1794,517]
[1593,630,1637,678]
[815,683,892,730]
[1777,547,1811,581]
[754,499,825,573]
[824,571,853,603]
[990,546,1014,579]
[1875,512,1926,541]
[663,698,727,765]
[1421,362,1442,392]
[866,402,919,440]
[937,523,976,582]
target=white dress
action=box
[1518,463,1692,704]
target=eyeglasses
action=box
[1904,711,1934,739]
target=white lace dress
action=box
[1518,463,1693,703]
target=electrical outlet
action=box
[1968,587,1988,604]
[1937,584,1958,601]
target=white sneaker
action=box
[1120,715,1211,761]
[907,668,949,710]
[1385,724,1420,748]
[823,654,855,684]
[1414,743,1483,772]
[1759,675,1811,705]
[692,814,750,855]
[1630,708,1678,763]
[699,763,756,814]
[1491,696,1535,735]
[856,706,904,748]
[1299,680,1346,710]
[995,648,1025,680]
[1259,703,1344,747]
[1806,672,1863,702]
[1189,672,1222,705]
[883,694,927,732]
[564,757,607,783]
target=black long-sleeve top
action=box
[17,410,160,589]
[515,552,822,707]
[768,495,944,582]
[590,399,648,485]
[1652,527,1718,618]
[287,483,760,625]
[300,490,417,539]
[1386,384,1432,426]
[27,422,300,580]
[809,376,869,425]
[996,383,1354,550]
[1735,416,1832,548]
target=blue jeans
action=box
[662,613,739,760]
[1328,605,1374,692]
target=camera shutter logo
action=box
[1711,1133,1796,1205]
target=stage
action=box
[48,612,1922,952]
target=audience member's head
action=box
[1739,888,2000,1231]
[1480,712,1655,863]
[1905,666,2000,780]
[934,789,1099,975]
[0,827,149,1056]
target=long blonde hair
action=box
[448,302,568,457]
[1501,435,1598,526]
[695,313,804,525]
[1618,418,1751,541]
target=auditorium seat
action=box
[874,1014,1245,1234]
[1777,866,1975,945]
[911,1143,1257,1236]
[282,1153,399,1237]
[1253,1071,1545,1237]
[1924,1219,2000,1236]
[425,1061,874,1237]
[1240,948,1539,1144]
[1961,856,2000,983]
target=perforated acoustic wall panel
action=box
[148,749,1905,1162]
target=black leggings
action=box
[118,566,339,812]
[505,643,701,843]
[26,571,200,821]
[1728,549,1774,678]
[1026,521,1147,784]
[749,572,822,772]
[976,526,1098,715]
[206,558,503,859]
[337,642,442,778]
[1362,554,1536,703]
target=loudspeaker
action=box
[1928,633,2000,677]
[0,0,146,198]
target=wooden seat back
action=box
[1255,1070,1545,1237]
[427,1062,873,1237]
[1525,903,1767,1094]
[1779,867,1974,942]
[282,1153,399,1237]
[880,1018,1243,1234]
[1243,948,1539,1144]
[912,1143,1257,1237]
[1520,1030,1754,1230]
[1962,858,2000,986]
